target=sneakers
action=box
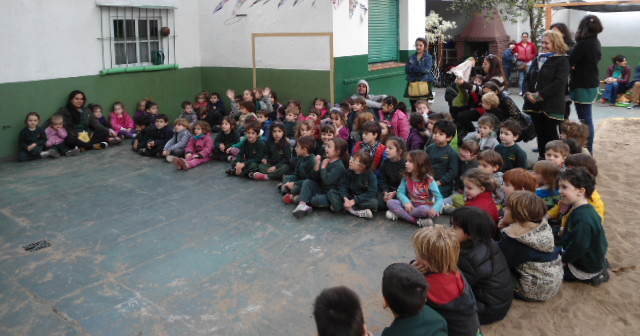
[385,210,398,221]
[166,155,176,163]
[352,209,373,219]
[293,203,312,218]
[66,147,81,156]
[39,151,49,158]
[587,269,610,286]
[282,194,294,204]
[252,172,269,181]
[416,218,434,227]
[173,157,189,170]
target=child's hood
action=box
[503,221,555,253]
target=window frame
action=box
[111,15,162,66]
[368,0,400,64]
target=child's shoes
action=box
[352,209,373,219]
[282,194,294,204]
[173,157,189,170]
[66,147,81,156]
[293,203,312,218]
[416,218,434,227]
[252,172,269,181]
[385,210,398,221]
[166,155,175,163]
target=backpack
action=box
[152,51,165,65]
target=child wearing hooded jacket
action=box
[163,118,192,162]
[173,121,213,170]
[379,96,410,142]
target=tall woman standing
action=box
[569,15,603,154]
[522,31,570,160]
[405,37,434,111]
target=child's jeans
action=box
[387,199,433,224]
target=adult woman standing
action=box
[602,55,632,105]
[551,22,576,121]
[515,32,538,95]
[523,31,570,160]
[454,54,505,139]
[569,15,603,154]
[405,37,434,111]
[57,90,109,151]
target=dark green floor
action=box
[0,145,441,336]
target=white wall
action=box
[331,0,368,58]
[565,9,640,47]
[199,1,332,68]
[399,0,426,50]
[0,0,201,84]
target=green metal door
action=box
[368,0,399,63]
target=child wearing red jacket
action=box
[173,121,213,170]
[352,121,386,170]
[462,168,500,223]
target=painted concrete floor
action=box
[0,91,636,336]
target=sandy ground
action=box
[480,118,640,335]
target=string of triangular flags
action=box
[213,0,367,18]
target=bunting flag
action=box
[359,2,367,21]
[212,0,230,13]
[293,0,305,6]
[348,0,356,18]
[250,0,263,7]
[232,0,247,15]
[332,0,343,10]
[263,0,274,3]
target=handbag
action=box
[516,61,528,72]
[409,81,431,97]
[77,131,91,143]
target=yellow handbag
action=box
[409,81,430,97]
[77,131,91,143]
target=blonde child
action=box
[293,137,348,218]
[462,115,499,151]
[173,121,213,170]
[329,108,349,141]
[463,168,500,223]
[377,137,406,211]
[411,225,481,336]
[18,112,54,161]
[544,140,570,168]
[533,160,561,209]
[251,121,291,181]
[110,102,136,138]
[90,104,121,145]
[386,150,443,227]
[163,118,192,162]
[45,114,79,156]
[498,191,563,301]
[327,150,378,219]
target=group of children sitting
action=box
[18,87,609,335]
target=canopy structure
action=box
[534,1,640,28]
[95,0,177,9]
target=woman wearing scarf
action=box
[522,31,570,160]
[602,55,632,105]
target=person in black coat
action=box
[451,207,514,324]
[522,30,570,160]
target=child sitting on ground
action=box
[315,124,336,159]
[328,150,378,219]
[452,207,514,324]
[312,97,330,119]
[463,115,499,151]
[132,115,151,152]
[454,140,481,200]
[348,96,371,131]
[330,108,350,141]
[411,225,481,336]
[501,167,537,207]
[377,136,406,211]
[407,113,429,151]
[533,160,561,209]
[559,167,609,285]
[349,111,376,150]
[208,92,227,125]
[226,121,265,177]
[110,102,136,139]
[251,121,291,181]
[283,108,298,147]
[477,149,506,207]
[293,138,348,218]
[463,168,500,223]
[194,91,209,110]
[90,104,121,145]
[352,121,387,170]
[280,136,316,203]
[18,112,53,161]
[46,114,79,157]
[140,114,172,157]
[425,120,459,198]
[415,99,431,123]
[134,98,149,124]
[498,191,563,301]
[313,286,373,336]
[212,116,240,162]
[494,120,527,171]
[178,101,197,126]
[380,263,448,336]
[544,140,570,169]
[173,120,213,170]
[379,96,410,141]
[379,121,394,146]
[386,150,443,227]
[256,109,271,142]
[560,120,591,155]
[163,118,192,163]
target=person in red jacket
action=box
[462,168,500,223]
[514,32,538,95]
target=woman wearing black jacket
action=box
[523,31,570,160]
[57,90,109,151]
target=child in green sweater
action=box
[494,120,528,172]
[18,112,55,161]
[559,167,609,285]
[251,122,291,181]
[425,120,459,198]
[280,136,316,203]
[226,121,265,177]
[328,150,378,219]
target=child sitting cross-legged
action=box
[477,149,506,207]
[327,150,378,219]
[45,114,80,157]
[452,140,481,208]
[533,160,561,210]
[18,112,53,161]
[293,137,348,218]
[386,150,443,227]
[451,207,514,324]
[462,168,500,224]
[500,168,537,212]
[225,121,265,177]
[313,286,373,336]
[139,113,172,157]
[462,115,499,151]
[330,108,350,141]
[212,116,240,162]
[494,120,528,171]
[558,167,609,286]
[280,136,316,203]
[377,136,407,211]
[110,101,136,139]
[560,120,590,155]
[425,120,459,198]
[163,118,192,163]
[315,124,336,159]
[178,101,197,126]
[132,115,151,152]
[352,121,387,170]
[380,263,448,336]
[406,113,429,151]
[251,121,291,181]
[411,225,482,336]
[498,191,563,301]
[173,120,213,170]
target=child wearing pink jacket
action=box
[378,96,410,141]
[45,114,80,156]
[173,121,214,170]
[110,102,136,138]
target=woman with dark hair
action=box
[453,54,506,140]
[523,31,570,160]
[550,22,576,121]
[57,90,109,151]
[405,37,434,111]
[602,55,632,105]
[569,14,603,154]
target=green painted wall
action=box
[0,68,202,159]
[600,46,640,79]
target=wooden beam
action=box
[534,0,640,8]
[546,6,553,30]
